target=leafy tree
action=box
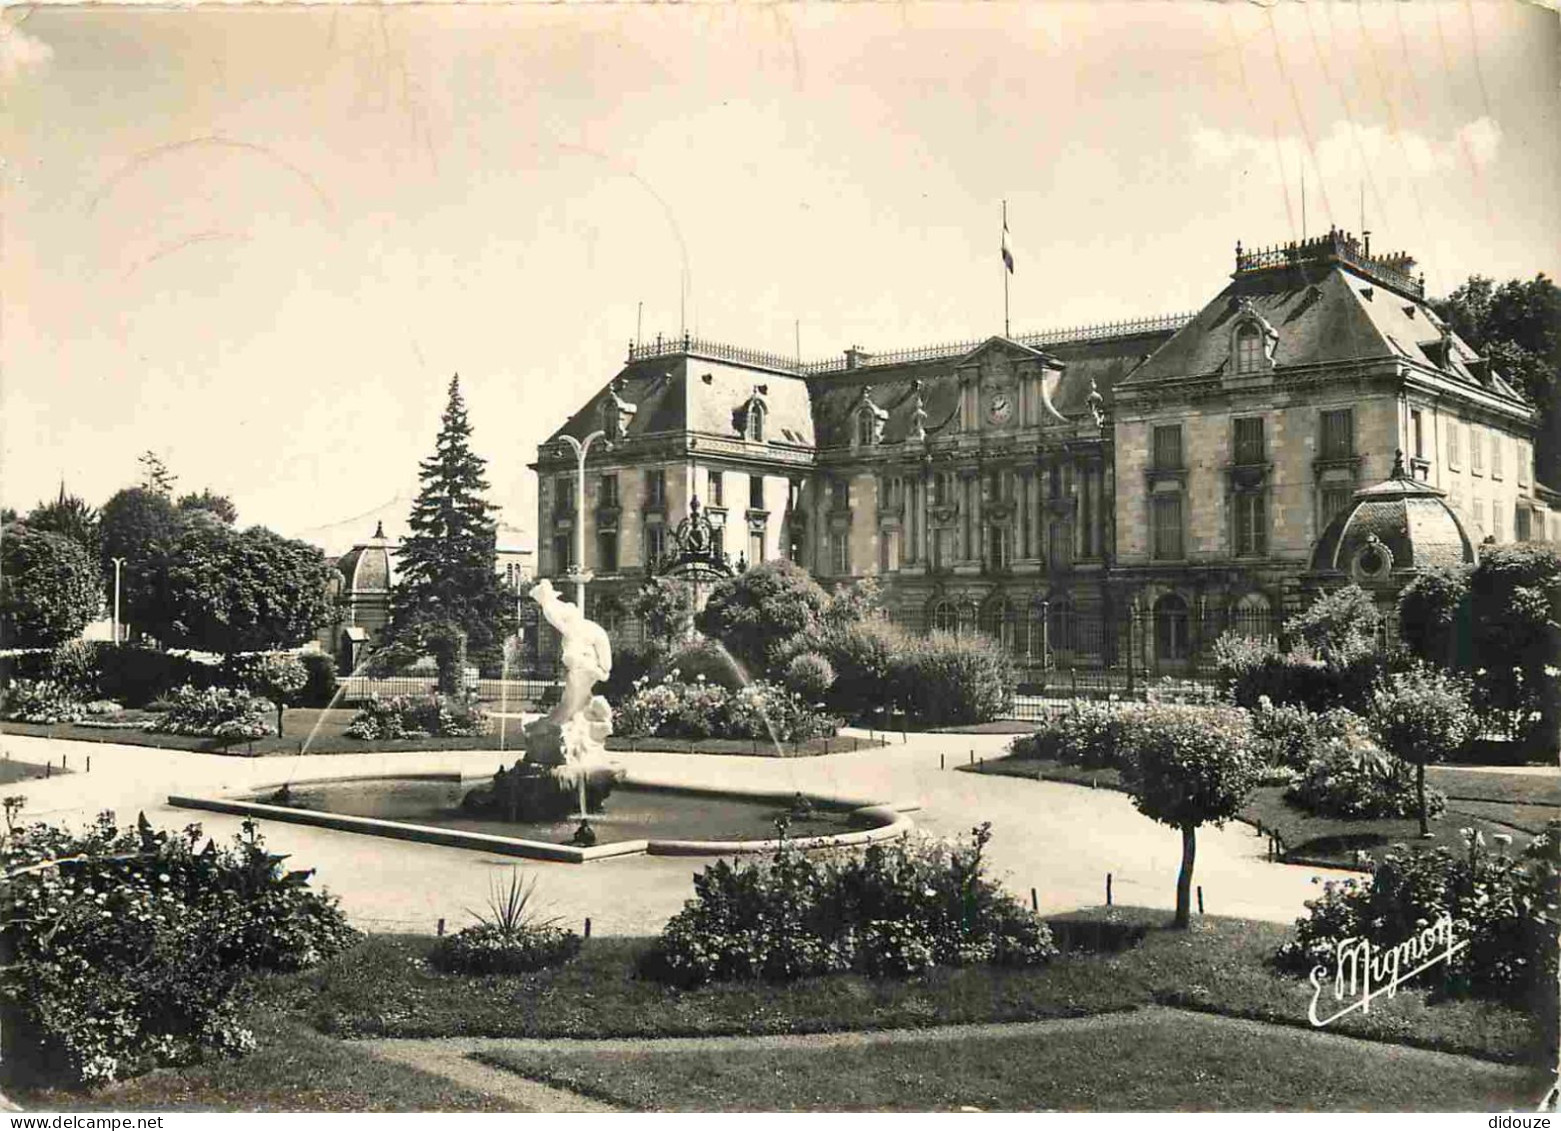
[1397,565,1473,668]
[249,654,307,737]
[1367,665,1477,837]
[1434,274,1561,484]
[176,489,238,525]
[390,375,515,667]
[1122,708,1259,928]
[157,522,337,652]
[99,488,181,639]
[823,574,885,629]
[24,487,101,560]
[137,450,178,497]
[0,524,104,647]
[632,576,695,648]
[1284,583,1381,661]
[695,558,829,676]
[1465,543,1561,758]
[0,507,16,525]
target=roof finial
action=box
[1391,450,1408,480]
[373,520,386,540]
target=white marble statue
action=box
[526,579,614,766]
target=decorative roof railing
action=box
[626,333,806,374]
[1235,229,1425,299]
[625,312,1195,377]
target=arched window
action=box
[1235,324,1264,374]
[982,598,1016,651]
[930,598,957,634]
[857,411,875,446]
[1047,596,1077,654]
[957,601,978,638]
[1153,593,1191,663]
[1229,592,1274,641]
[748,402,766,442]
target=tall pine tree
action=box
[390,375,515,668]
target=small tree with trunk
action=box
[249,654,308,738]
[1123,707,1259,928]
[1366,664,1476,837]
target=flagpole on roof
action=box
[1002,199,1012,338]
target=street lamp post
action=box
[111,557,125,645]
[556,430,611,610]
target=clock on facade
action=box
[988,393,1013,424]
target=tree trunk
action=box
[1174,823,1196,929]
[1417,761,1429,837]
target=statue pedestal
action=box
[460,696,621,823]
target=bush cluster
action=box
[1276,837,1558,1012]
[1,812,357,1087]
[1011,701,1251,774]
[782,651,836,702]
[1213,634,1395,714]
[0,677,88,724]
[613,673,838,744]
[342,693,489,740]
[641,824,1056,987]
[146,684,275,740]
[428,921,582,975]
[1248,698,1364,771]
[1283,739,1446,820]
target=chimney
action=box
[843,345,872,370]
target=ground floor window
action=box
[1153,593,1190,662]
[1233,492,1266,557]
[829,531,850,576]
[930,599,957,634]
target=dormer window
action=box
[747,402,766,442]
[857,412,874,446]
[1235,324,1264,374]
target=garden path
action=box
[0,728,1356,936]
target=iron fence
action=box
[336,675,561,707]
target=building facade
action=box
[532,232,1551,671]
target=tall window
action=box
[645,469,666,508]
[934,472,951,506]
[747,403,766,442]
[556,476,576,514]
[748,529,765,567]
[645,523,666,566]
[1448,422,1462,469]
[1152,425,1183,471]
[552,534,572,572]
[1321,409,1354,460]
[1471,429,1485,474]
[1474,499,1487,535]
[1492,435,1504,480]
[1492,506,1505,543]
[596,530,619,573]
[1233,417,1265,465]
[707,470,724,507]
[1321,485,1353,530]
[1153,594,1191,663]
[1048,521,1072,571]
[1152,495,1183,560]
[1518,507,1533,542]
[599,474,618,508]
[989,525,1011,571]
[931,599,957,634]
[831,478,850,510]
[1234,493,1267,556]
[749,475,765,510]
[1235,324,1263,374]
[857,412,874,446]
[1519,443,1531,487]
[1411,410,1425,459]
[933,528,951,570]
[829,530,849,575]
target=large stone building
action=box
[532,231,1552,671]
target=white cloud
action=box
[0,20,53,83]
[1190,116,1502,184]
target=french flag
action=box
[1001,206,1014,274]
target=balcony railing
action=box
[1235,231,1424,299]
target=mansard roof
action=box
[1120,231,1527,406]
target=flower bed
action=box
[343,694,489,740]
[614,674,838,744]
[146,684,274,740]
[1,677,87,724]
[639,823,1055,987]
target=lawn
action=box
[0,709,881,759]
[966,754,1551,867]
[0,758,65,785]
[473,1010,1551,1112]
[260,910,1545,1065]
[11,1012,513,1113]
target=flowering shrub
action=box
[1,678,87,724]
[428,870,581,975]
[1284,739,1445,819]
[887,631,1015,726]
[1,810,357,1087]
[1011,702,1251,775]
[782,651,836,702]
[1249,698,1365,771]
[343,693,490,740]
[613,673,837,743]
[641,823,1056,987]
[1275,839,1558,1008]
[146,684,274,740]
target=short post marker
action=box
[87,755,92,773]
[940,752,945,770]
[63,754,68,770]
[45,763,51,780]
[1106,872,1113,906]
[1030,887,1038,912]
[437,918,446,937]
[969,749,974,765]
[585,917,592,939]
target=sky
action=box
[3,0,1558,554]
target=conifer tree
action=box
[390,375,515,667]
